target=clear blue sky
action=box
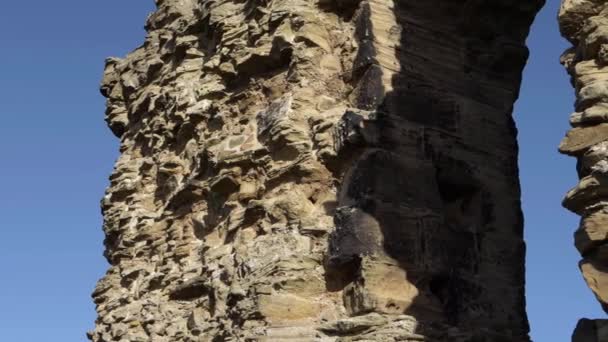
[0,1,602,341]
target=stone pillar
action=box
[559,1,608,340]
[90,1,542,341]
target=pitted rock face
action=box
[559,0,608,340]
[91,0,543,341]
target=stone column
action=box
[559,1,608,341]
[90,1,542,341]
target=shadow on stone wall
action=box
[327,0,544,340]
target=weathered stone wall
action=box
[90,1,542,341]
[559,1,608,340]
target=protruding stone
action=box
[559,0,603,44]
[570,104,608,126]
[580,255,608,312]
[187,308,209,335]
[343,256,422,316]
[576,210,608,255]
[563,175,608,215]
[559,124,608,156]
[319,312,388,335]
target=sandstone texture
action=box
[559,1,608,340]
[91,0,543,341]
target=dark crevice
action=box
[319,0,362,21]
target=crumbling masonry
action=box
[559,0,608,340]
[89,0,608,340]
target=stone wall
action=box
[559,0,608,340]
[90,0,543,341]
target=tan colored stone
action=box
[358,257,420,314]
[581,257,608,308]
[296,23,331,52]
[559,124,608,156]
[564,175,608,214]
[257,293,320,322]
[570,103,608,126]
[576,211,608,254]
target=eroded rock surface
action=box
[91,0,543,341]
[559,1,608,340]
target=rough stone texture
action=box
[559,0,608,339]
[573,318,608,342]
[91,0,543,341]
